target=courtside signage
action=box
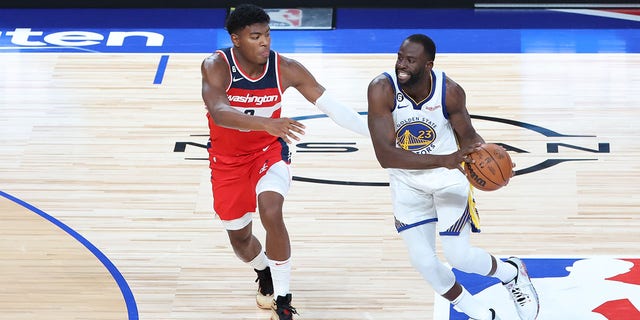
[0,28,163,51]
[0,28,226,53]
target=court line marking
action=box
[154,54,170,84]
[0,189,139,320]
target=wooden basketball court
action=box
[2,50,640,319]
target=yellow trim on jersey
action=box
[462,161,481,231]
[468,185,481,231]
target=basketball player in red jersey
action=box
[367,34,539,319]
[200,4,368,320]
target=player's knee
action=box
[441,240,475,270]
[444,245,492,275]
[258,209,285,232]
[228,232,251,251]
[444,250,475,271]
[409,251,440,273]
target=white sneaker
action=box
[504,257,540,320]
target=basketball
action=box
[465,143,514,191]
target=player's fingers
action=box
[289,126,305,135]
[290,120,306,129]
[464,154,474,164]
[464,144,480,156]
[287,130,301,142]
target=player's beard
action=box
[397,68,425,88]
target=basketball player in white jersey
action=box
[366,34,540,320]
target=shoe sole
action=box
[257,293,274,309]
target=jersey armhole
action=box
[441,71,449,119]
[215,49,233,91]
[382,72,398,112]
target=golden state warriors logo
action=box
[396,121,436,152]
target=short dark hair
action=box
[406,34,436,61]
[225,4,271,35]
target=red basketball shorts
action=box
[209,139,291,223]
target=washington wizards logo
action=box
[396,121,436,152]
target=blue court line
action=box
[0,190,139,320]
[153,55,169,84]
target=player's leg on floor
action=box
[441,224,538,319]
[224,214,274,308]
[400,223,493,320]
[257,161,297,319]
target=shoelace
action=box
[287,305,299,315]
[275,303,298,319]
[510,286,530,306]
[255,271,273,295]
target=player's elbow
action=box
[208,107,230,126]
[374,151,394,169]
[378,162,392,169]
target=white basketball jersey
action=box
[386,69,459,157]
[384,69,479,233]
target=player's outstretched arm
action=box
[279,55,369,137]
[201,53,304,143]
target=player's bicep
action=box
[367,81,391,115]
[280,56,324,103]
[367,77,397,146]
[201,56,231,111]
[445,78,478,142]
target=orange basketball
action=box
[465,143,513,191]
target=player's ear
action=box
[231,33,240,47]
[426,60,434,70]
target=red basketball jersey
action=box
[207,47,284,157]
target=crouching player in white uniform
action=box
[366,33,540,320]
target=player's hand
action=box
[265,118,306,144]
[454,142,482,174]
[498,144,517,177]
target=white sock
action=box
[269,258,291,297]
[248,251,269,271]
[452,287,493,320]
[494,259,518,283]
